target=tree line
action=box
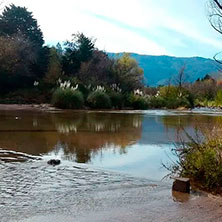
[0,4,143,103]
[1,2,222,110]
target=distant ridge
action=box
[108,53,219,86]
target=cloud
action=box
[6,0,222,57]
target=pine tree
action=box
[0,4,44,47]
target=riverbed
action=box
[0,105,222,222]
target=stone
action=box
[47,159,61,166]
[172,177,190,193]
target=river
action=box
[0,107,222,221]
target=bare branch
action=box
[213,0,222,10]
[174,65,187,88]
[213,51,222,65]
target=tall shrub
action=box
[52,88,84,109]
[87,91,111,109]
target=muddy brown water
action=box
[0,108,222,222]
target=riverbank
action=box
[0,104,59,112]
[1,104,222,115]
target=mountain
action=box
[109,53,219,86]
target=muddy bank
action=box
[0,104,59,112]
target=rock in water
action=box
[172,177,190,193]
[47,159,61,166]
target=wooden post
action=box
[172,177,190,193]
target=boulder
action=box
[47,159,61,166]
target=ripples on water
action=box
[0,156,155,222]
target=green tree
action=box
[63,32,95,75]
[0,4,49,80]
[113,53,144,92]
[56,42,63,57]
[0,4,44,47]
[215,90,222,106]
[0,34,37,93]
[44,47,62,85]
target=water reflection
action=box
[161,114,222,142]
[1,110,222,179]
[0,111,143,163]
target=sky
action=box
[2,0,222,58]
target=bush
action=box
[87,91,111,109]
[165,97,192,109]
[109,92,124,109]
[127,94,148,110]
[167,129,222,192]
[52,88,84,109]
[155,86,193,109]
[183,147,222,189]
[149,96,165,108]
[194,98,216,107]
[215,90,222,106]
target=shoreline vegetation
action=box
[1,6,222,111]
[1,3,222,194]
[166,127,222,194]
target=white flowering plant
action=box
[33,81,39,87]
[93,85,106,92]
[57,79,78,91]
[133,89,144,96]
[110,84,122,93]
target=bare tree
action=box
[174,65,187,88]
[208,0,222,64]
[208,0,222,34]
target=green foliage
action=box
[215,90,222,106]
[0,4,49,93]
[127,94,148,110]
[113,53,144,92]
[44,47,62,86]
[0,35,37,94]
[155,86,193,109]
[0,4,44,47]
[109,92,124,109]
[194,98,216,107]
[52,88,84,109]
[87,91,111,109]
[149,96,165,108]
[167,130,222,191]
[63,32,95,75]
[183,147,222,189]
[159,85,178,98]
